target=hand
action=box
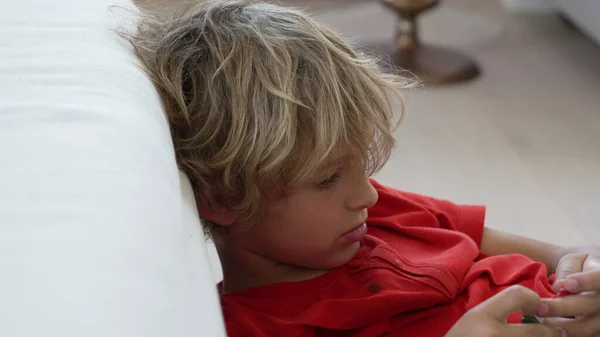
[553,246,600,290]
[537,252,600,337]
[445,285,566,337]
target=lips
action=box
[340,223,367,243]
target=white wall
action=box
[557,0,600,45]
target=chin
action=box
[340,241,361,262]
[311,241,361,269]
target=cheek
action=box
[285,205,342,233]
[237,208,359,269]
[268,210,334,242]
[248,209,339,251]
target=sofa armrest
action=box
[0,0,225,336]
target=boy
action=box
[126,1,600,336]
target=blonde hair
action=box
[124,0,409,235]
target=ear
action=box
[196,198,238,226]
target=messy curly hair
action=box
[123,0,409,236]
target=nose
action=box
[347,177,378,211]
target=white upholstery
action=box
[0,0,225,336]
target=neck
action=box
[215,240,328,293]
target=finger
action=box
[554,253,588,288]
[541,317,575,325]
[553,279,566,293]
[582,254,600,272]
[476,285,542,321]
[538,292,600,317]
[563,269,600,293]
[543,315,600,337]
[505,322,567,337]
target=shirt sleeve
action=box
[368,179,487,247]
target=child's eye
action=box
[315,172,341,189]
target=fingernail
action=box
[537,303,549,316]
[558,288,572,297]
[565,278,579,292]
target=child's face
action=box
[232,161,379,270]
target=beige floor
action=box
[138,0,600,273]
[312,0,600,246]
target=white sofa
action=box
[0,0,225,336]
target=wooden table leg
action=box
[367,0,480,85]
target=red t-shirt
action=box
[220,180,558,337]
